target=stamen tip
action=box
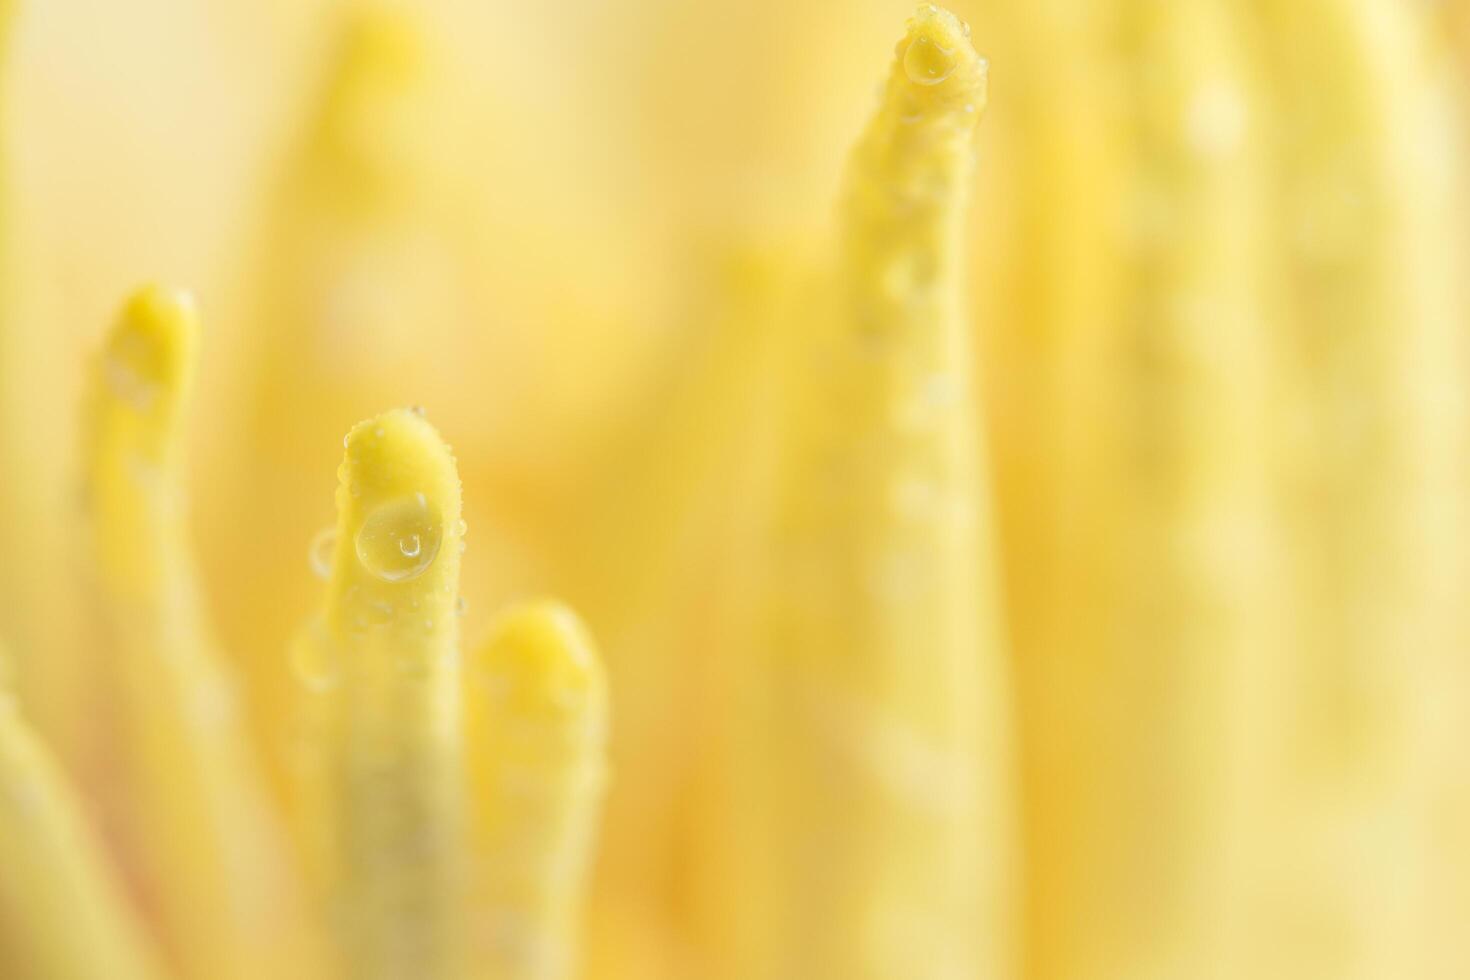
[477,601,606,720]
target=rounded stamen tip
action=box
[105,285,200,406]
[898,4,984,106]
[476,601,606,722]
[339,408,459,509]
[330,409,464,626]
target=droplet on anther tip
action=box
[904,35,956,87]
[355,494,443,582]
[309,527,338,580]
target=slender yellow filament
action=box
[765,6,1013,978]
[465,600,609,979]
[313,407,467,980]
[0,657,165,980]
[84,285,318,980]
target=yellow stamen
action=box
[763,6,1014,978]
[465,600,609,979]
[84,285,319,980]
[313,407,467,980]
[0,650,165,980]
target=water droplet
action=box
[409,404,426,417]
[355,494,443,582]
[903,35,956,87]
[962,20,971,38]
[343,435,350,449]
[457,518,468,537]
[309,527,337,580]
[291,626,341,693]
[103,350,158,411]
[455,596,467,617]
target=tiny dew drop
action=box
[291,624,341,693]
[355,494,443,582]
[103,351,158,412]
[367,601,395,626]
[308,527,338,580]
[455,596,467,617]
[903,35,956,87]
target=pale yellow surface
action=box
[1239,3,1470,977]
[0,1,1467,979]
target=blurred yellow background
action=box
[2,1,1470,978]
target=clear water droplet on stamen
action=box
[291,618,341,692]
[308,527,337,580]
[903,35,956,87]
[103,351,158,412]
[355,494,443,582]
